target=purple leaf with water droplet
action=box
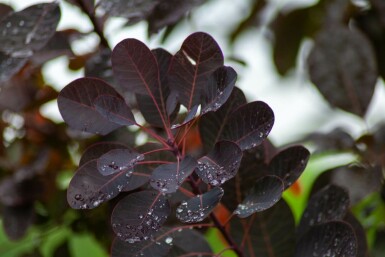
[111,190,170,243]
[199,87,246,152]
[168,32,224,110]
[97,148,144,176]
[268,145,310,190]
[79,142,128,167]
[171,105,199,129]
[58,78,123,135]
[295,221,358,257]
[94,94,136,126]
[297,185,350,238]
[195,141,242,186]
[176,187,223,223]
[150,156,197,193]
[67,160,134,209]
[220,101,274,150]
[234,175,284,218]
[0,2,60,57]
[201,66,236,114]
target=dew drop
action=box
[74,194,82,200]
[165,236,173,244]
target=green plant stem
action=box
[76,0,110,49]
[187,177,244,257]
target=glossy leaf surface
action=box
[58,78,123,135]
[94,94,136,126]
[199,87,246,152]
[111,191,170,243]
[297,185,350,237]
[79,142,128,167]
[176,187,223,223]
[150,156,197,193]
[234,175,284,218]
[268,145,310,189]
[220,101,274,150]
[195,141,242,186]
[230,199,296,257]
[168,32,224,109]
[97,148,144,176]
[0,2,60,57]
[308,25,377,116]
[67,160,133,209]
[295,221,357,257]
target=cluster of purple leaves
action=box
[58,31,360,256]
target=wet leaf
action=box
[98,0,158,20]
[171,228,212,254]
[201,66,237,114]
[111,236,171,257]
[199,87,246,152]
[230,199,296,257]
[0,2,60,57]
[97,148,144,176]
[79,142,128,167]
[344,212,369,257]
[308,25,377,116]
[67,160,133,209]
[111,191,170,243]
[136,48,174,128]
[58,78,123,135]
[295,221,357,257]
[0,52,27,82]
[171,104,199,129]
[234,175,284,218]
[150,156,197,193]
[94,94,136,126]
[195,141,242,186]
[176,187,223,223]
[112,39,171,130]
[220,101,274,150]
[297,185,350,238]
[168,32,223,110]
[268,145,310,189]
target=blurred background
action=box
[0,0,384,256]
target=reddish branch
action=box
[75,0,110,49]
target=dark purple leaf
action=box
[58,78,123,135]
[136,48,174,128]
[67,160,133,209]
[148,0,206,35]
[234,175,284,218]
[112,39,171,130]
[2,204,34,241]
[168,32,224,110]
[295,221,357,257]
[0,178,41,206]
[176,187,223,223]
[98,0,158,20]
[230,199,296,257]
[171,228,212,254]
[79,142,128,167]
[220,101,274,150]
[221,141,276,211]
[344,212,368,257]
[85,47,114,84]
[135,143,176,165]
[97,148,144,176]
[303,127,355,153]
[0,52,27,82]
[195,141,242,186]
[199,87,246,152]
[0,2,60,57]
[150,156,197,193]
[123,165,151,192]
[111,236,171,257]
[268,145,310,189]
[308,25,377,116]
[0,74,36,111]
[94,94,136,126]
[111,190,170,243]
[297,185,350,238]
[201,66,236,114]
